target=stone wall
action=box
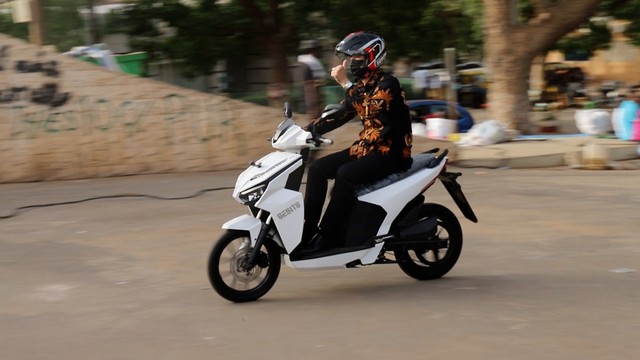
[0,34,451,184]
[0,34,286,183]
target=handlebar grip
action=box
[306,133,333,147]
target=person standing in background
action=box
[297,40,327,119]
[411,66,429,99]
[614,87,639,140]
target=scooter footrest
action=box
[289,244,374,261]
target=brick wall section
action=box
[0,34,286,183]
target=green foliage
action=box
[600,0,640,19]
[42,0,85,51]
[119,0,486,80]
[555,20,611,58]
[551,0,640,57]
[600,0,640,46]
[10,0,640,88]
[326,0,483,62]
[0,0,84,51]
[625,21,640,47]
[121,0,252,78]
[0,11,29,41]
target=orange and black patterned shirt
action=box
[309,70,413,170]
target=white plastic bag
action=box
[575,109,612,135]
[457,120,508,146]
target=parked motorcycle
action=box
[207,103,478,302]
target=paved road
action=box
[1,168,639,359]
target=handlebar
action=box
[318,137,334,145]
[307,131,333,147]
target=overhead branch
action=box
[523,0,601,53]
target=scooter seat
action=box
[354,152,439,196]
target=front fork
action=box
[242,214,274,271]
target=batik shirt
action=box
[308,70,413,170]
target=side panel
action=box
[357,161,446,234]
[258,189,304,253]
[284,243,384,270]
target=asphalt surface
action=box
[1,166,639,360]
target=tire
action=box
[207,230,281,303]
[394,203,463,280]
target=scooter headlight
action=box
[239,184,266,204]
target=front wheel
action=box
[207,230,281,303]
[394,203,463,280]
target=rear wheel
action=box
[207,230,281,302]
[394,203,463,280]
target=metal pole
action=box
[87,0,101,44]
[444,48,457,104]
[28,0,44,45]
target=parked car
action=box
[407,99,475,134]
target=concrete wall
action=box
[0,34,286,183]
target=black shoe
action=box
[299,233,332,256]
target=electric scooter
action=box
[207,103,478,302]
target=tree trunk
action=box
[266,37,291,85]
[483,0,600,133]
[265,37,291,107]
[237,0,293,100]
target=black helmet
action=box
[335,32,386,78]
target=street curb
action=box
[452,153,567,169]
[450,138,639,169]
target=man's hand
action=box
[331,60,349,88]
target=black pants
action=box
[304,148,405,245]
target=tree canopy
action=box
[327,0,483,62]
[111,0,484,81]
[6,0,640,130]
[0,0,84,51]
[5,1,640,79]
[4,1,640,73]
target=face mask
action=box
[349,59,368,78]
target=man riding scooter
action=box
[300,31,414,255]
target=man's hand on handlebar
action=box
[306,128,333,147]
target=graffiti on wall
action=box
[1,42,242,152]
[3,94,239,146]
[1,83,70,108]
[15,59,60,77]
[0,44,70,108]
[161,93,237,144]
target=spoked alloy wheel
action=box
[208,230,281,303]
[394,203,463,280]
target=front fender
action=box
[222,214,262,244]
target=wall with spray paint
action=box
[0,34,284,183]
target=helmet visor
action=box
[335,51,351,62]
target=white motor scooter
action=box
[207,103,477,302]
